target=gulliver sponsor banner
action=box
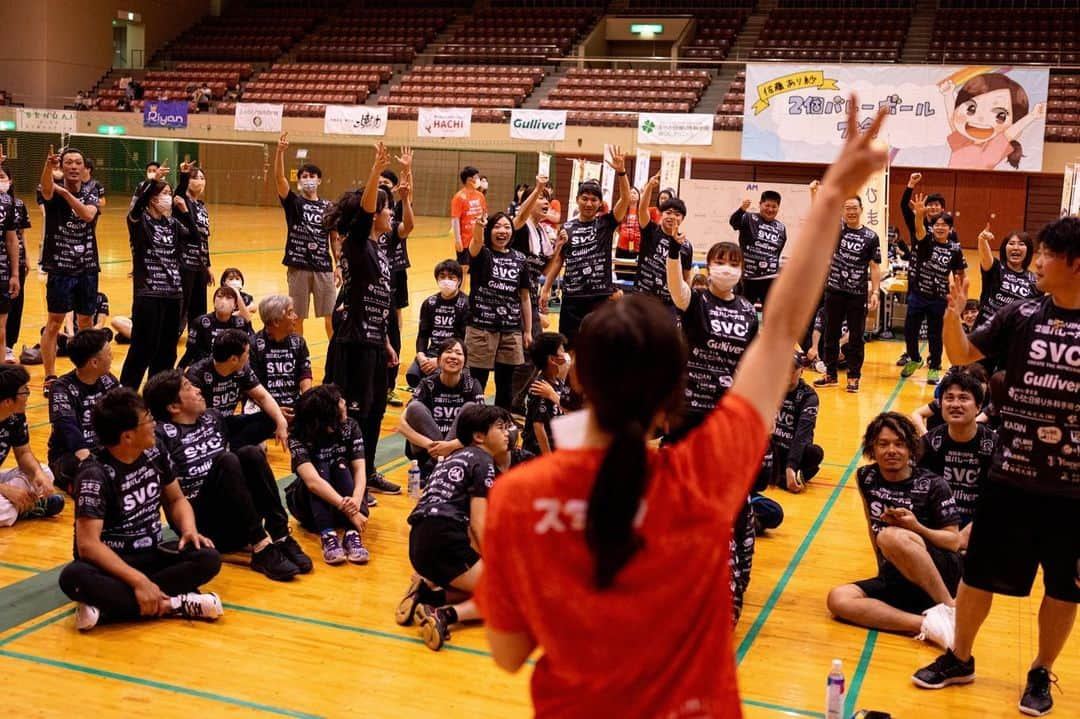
[509,109,567,141]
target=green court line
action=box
[845,629,879,717]
[741,699,824,718]
[0,608,71,646]
[0,561,41,573]
[0,647,324,718]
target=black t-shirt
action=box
[73,444,176,555]
[918,424,996,525]
[183,313,249,367]
[680,289,759,415]
[185,358,262,414]
[633,223,692,305]
[0,194,16,285]
[468,246,530,332]
[559,213,619,299]
[772,378,819,467]
[288,417,365,472]
[129,211,187,299]
[156,409,229,500]
[377,222,410,274]
[827,224,881,296]
[41,189,100,275]
[976,260,1040,329]
[338,210,392,347]
[968,295,1080,497]
[13,199,30,271]
[522,376,570,454]
[181,197,210,270]
[251,329,312,409]
[729,208,787,281]
[911,237,966,300]
[280,191,333,271]
[47,371,120,462]
[510,220,550,296]
[856,464,960,564]
[0,413,30,464]
[412,373,485,436]
[417,292,470,355]
[407,445,495,525]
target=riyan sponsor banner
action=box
[417,107,472,138]
[637,113,714,146]
[742,63,1048,171]
[509,109,567,141]
[323,105,388,136]
[234,103,283,133]
[143,101,188,129]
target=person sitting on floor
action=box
[827,412,962,650]
[521,331,571,455]
[184,329,289,450]
[0,365,64,526]
[284,384,371,566]
[406,260,469,388]
[396,404,510,651]
[178,286,250,368]
[250,294,313,422]
[145,370,312,581]
[47,328,119,494]
[756,354,824,494]
[57,387,223,631]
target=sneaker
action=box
[813,374,839,388]
[1019,667,1057,717]
[250,543,299,581]
[320,531,346,565]
[19,345,42,365]
[917,603,955,650]
[276,535,313,574]
[927,368,942,385]
[175,592,224,621]
[18,494,65,520]
[901,359,924,378]
[912,649,975,689]
[75,603,100,631]
[846,377,860,393]
[812,359,827,374]
[895,352,910,367]
[396,575,425,626]
[42,374,57,398]
[386,389,404,407]
[342,530,369,564]
[4,347,14,364]
[415,604,450,651]
[367,472,401,494]
[366,491,378,507]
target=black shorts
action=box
[409,516,479,589]
[855,546,963,615]
[963,482,1080,603]
[456,249,471,267]
[326,342,387,418]
[46,273,99,315]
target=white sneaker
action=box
[4,348,14,363]
[813,360,827,374]
[75,603,100,631]
[175,592,224,621]
[918,602,955,650]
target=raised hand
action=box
[154,161,170,181]
[908,172,922,187]
[372,142,391,171]
[536,174,549,187]
[818,95,889,199]
[173,196,188,214]
[947,273,970,316]
[938,79,955,95]
[45,145,60,171]
[605,145,627,174]
[910,192,926,214]
[179,160,193,173]
[394,146,413,169]
[740,198,752,211]
[277,132,289,152]
[647,172,661,187]
[978,222,994,246]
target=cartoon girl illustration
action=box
[939,71,1046,170]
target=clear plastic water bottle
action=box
[826,658,845,719]
[407,460,422,499]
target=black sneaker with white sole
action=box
[1019,667,1057,716]
[250,543,300,581]
[367,472,402,494]
[277,535,313,574]
[912,650,976,689]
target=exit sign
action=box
[630,23,664,35]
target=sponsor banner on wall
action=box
[509,109,567,141]
[17,108,77,134]
[860,166,890,271]
[659,152,682,191]
[323,105,388,136]
[637,113,714,146]
[417,107,472,138]
[633,149,651,190]
[234,103,283,132]
[742,63,1049,171]
[143,101,188,129]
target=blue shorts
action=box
[46,273,99,316]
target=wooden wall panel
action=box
[1025,174,1066,235]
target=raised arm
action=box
[513,176,548,231]
[398,174,415,239]
[360,143,390,214]
[666,237,692,311]
[943,274,985,364]
[729,198,751,230]
[274,133,290,200]
[977,223,995,272]
[900,173,920,239]
[639,174,659,229]
[730,100,888,423]
[40,146,59,201]
[911,192,928,241]
[607,146,632,223]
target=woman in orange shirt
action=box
[476,99,888,719]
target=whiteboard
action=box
[677,179,813,260]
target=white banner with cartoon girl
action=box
[741,64,1048,171]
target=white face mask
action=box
[0,181,9,194]
[708,264,742,292]
[437,278,458,294]
[299,178,319,193]
[152,194,173,216]
[226,279,243,291]
[214,297,235,314]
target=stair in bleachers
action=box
[522,69,566,109]
[726,2,769,61]
[900,0,935,63]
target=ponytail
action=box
[586,421,648,589]
[1006,140,1023,169]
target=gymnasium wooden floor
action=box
[0,202,1074,719]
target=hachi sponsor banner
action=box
[17,108,77,134]
[233,103,283,133]
[323,105,388,136]
[636,113,714,145]
[509,109,567,140]
[742,63,1048,171]
[417,107,472,138]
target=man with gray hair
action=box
[250,294,312,422]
